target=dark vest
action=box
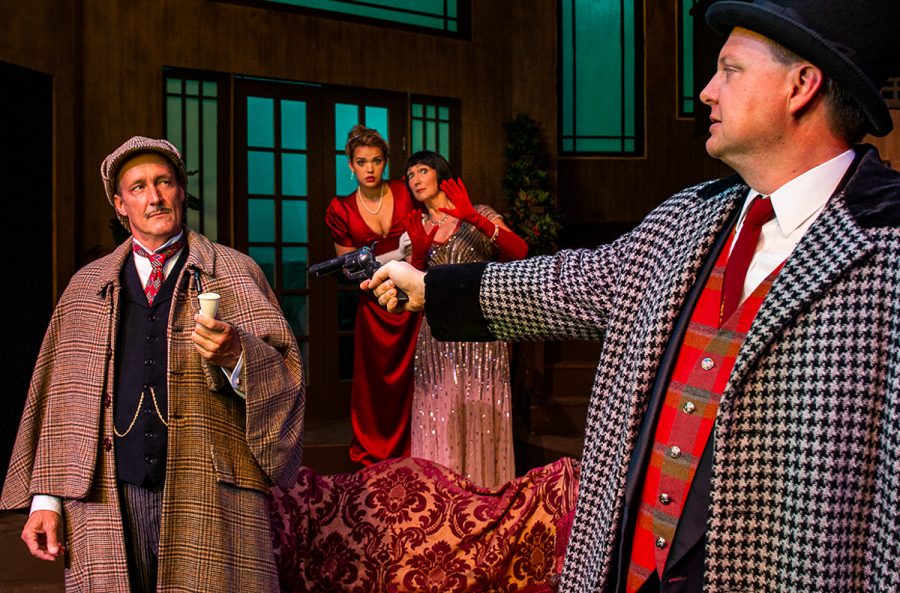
[113,247,187,488]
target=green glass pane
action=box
[282,295,308,337]
[438,106,449,120]
[337,290,359,332]
[202,80,217,98]
[186,80,199,96]
[282,200,308,243]
[248,246,275,288]
[335,155,356,196]
[574,2,622,136]
[247,97,275,148]
[282,247,308,289]
[166,77,182,94]
[166,96,183,151]
[282,153,307,197]
[334,103,359,151]
[411,119,423,154]
[425,120,436,151]
[425,104,436,118]
[185,97,200,172]
[248,151,274,195]
[447,0,457,18]
[281,100,307,150]
[449,20,457,33]
[338,335,354,381]
[248,198,275,242]
[563,138,574,152]
[412,103,423,118]
[202,98,218,242]
[438,123,450,160]
[364,106,389,143]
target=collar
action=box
[131,230,185,258]
[743,149,855,238]
[97,227,217,295]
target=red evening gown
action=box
[324,179,422,465]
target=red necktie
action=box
[132,239,184,305]
[721,196,774,323]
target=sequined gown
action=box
[412,204,515,487]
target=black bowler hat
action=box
[706,0,900,137]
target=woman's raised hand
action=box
[438,178,477,222]
[405,211,438,270]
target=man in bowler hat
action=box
[1,137,306,592]
[366,1,900,591]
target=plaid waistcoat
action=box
[627,232,784,591]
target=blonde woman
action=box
[325,125,421,465]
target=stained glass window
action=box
[560,0,643,155]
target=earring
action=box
[350,171,355,181]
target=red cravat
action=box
[720,196,774,323]
[132,239,184,305]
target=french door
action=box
[234,78,406,419]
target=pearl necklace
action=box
[426,212,449,227]
[357,183,386,216]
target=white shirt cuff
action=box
[31,494,62,515]
[220,351,246,399]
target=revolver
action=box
[309,245,409,303]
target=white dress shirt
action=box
[732,149,855,304]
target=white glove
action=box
[375,231,412,264]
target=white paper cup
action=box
[198,292,221,319]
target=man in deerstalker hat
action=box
[365,1,900,591]
[1,136,306,592]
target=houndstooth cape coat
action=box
[433,145,898,592]
[1,228,306,592]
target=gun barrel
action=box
[308,255,345,277]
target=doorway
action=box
[0,61,53,485]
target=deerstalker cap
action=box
[100,136,187,206]
[706,0,900,136]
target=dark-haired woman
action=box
[325,125,421,466]
[404,151,528,486]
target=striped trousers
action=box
[118,481,163,593]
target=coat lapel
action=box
[726,193,876,394]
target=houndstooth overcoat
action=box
[1,228,306,592]
[428,145,899,592]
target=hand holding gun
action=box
[309,245,409,303]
